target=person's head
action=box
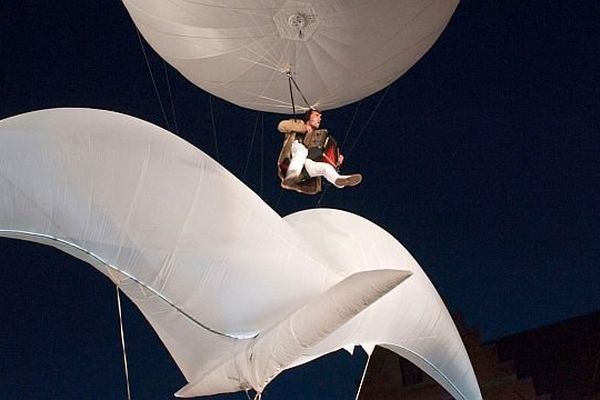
[303,108,322,130]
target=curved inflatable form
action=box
[0,109,481,399]
[122,0,459,113]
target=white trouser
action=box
[287,140,344,187]
[286,140,308,178]
[304,158,342,186]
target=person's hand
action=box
[338,154,344,166]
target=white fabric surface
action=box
[0,108,481,399]
[122,0,460,113]
[287,139,308,178]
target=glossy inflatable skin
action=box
[123,0,459,113]
[0,109,481,398]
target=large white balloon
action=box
[0,109,480,399]
[123,0,459,113]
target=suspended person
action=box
[277,109,362,195]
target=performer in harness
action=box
[277,109,362,195]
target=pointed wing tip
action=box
[360,268,413,290]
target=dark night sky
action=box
[1,1,599,399]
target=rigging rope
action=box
[208,94,220,162]
[244,388,262,400]
[163,61,179,135]
[354,351,372,400]
[260,112,264,197]
[134,28,170,131]
[274,188,284,212]
[286,69,311,114]
[315,86,391,207]
[242,111,261,180]
[314,183,329,208]
[340,100,362,150]
[287,72,297,117]
[315,100,361,207]
[289,74,311,110]
[116,286,132,400]
[345,86,391,159]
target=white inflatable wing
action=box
[284,209,482,400]
[0,109,481,399]
[0,108,336,387]
[122,0,460,113]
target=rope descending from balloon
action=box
[287,71,297,118]
[245,389,262,400]
[133,27,171,132]
[286,69,311,117]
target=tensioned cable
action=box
[345,86,391,159]
[242,111,261,180]
[316,101,363,206]
[287,72,297,117]
[208,94,220,162]
[116,286,132,400]
[354,351,372,400]
[315,87,391,207]
[163,61,179,135]
[274,187,284,212]
[314,183,330,208]
[289,74,311,110]
[134,28,171,131]
[260,112,264,197]
[340,100,362,149]
[278,70,309,207]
